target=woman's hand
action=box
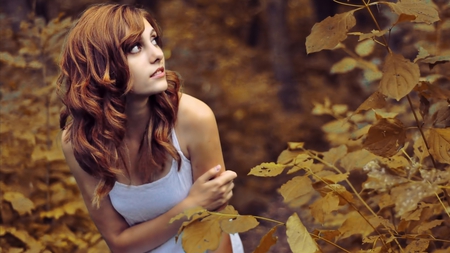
[187,165,236,211]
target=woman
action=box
[57,3,243,253]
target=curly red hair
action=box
[57,3,181,207]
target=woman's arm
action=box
[61,131,235,253]
[177,94,235,253]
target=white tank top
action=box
[109,129,243,253]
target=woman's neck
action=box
[125,96,150,142]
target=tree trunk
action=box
[266,0,300,111]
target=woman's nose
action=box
[147,46,163,64]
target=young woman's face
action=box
[126,19,167,96]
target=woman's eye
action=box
[151,37,159,46]
[129,44,142,54]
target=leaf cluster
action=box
[176,0,450,252]
[0,15,107,253]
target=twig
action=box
[310,233,352,253]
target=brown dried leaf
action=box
[306,11,356,54]
[432,106,450,128]
[383,0,440,24]
[404,239,429,253]
[378,193,394,210]
[363,117,406,157]
[253,226,278,253]
[420,55,450,67]
[3,192,35,215]
[286,213,319,253]
[428,128,450,164]
[378,53,420,101]
[248,162,286,177]
[278,176,314,204]
[354,91,387,114]
[416,220,443,234]
[415,81,450,100]
[313,229,341,241]
[310,193,340,224]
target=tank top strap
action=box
[171,128,182,152]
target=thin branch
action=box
[310,233,352,253]
[406,94,438,169]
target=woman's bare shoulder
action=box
[177,93,216,132]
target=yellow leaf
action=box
[253,226,278,253]
[338,212,374,239]
[340,149,377,171]
[277,149,303,165]
[182,219,222,253]
[3,192,35,215]
[310,193,340,224]
[220,215,259,234]
[287,154,313,174]
[322,173,349,184]
[358,29,387,41]
[330,57,356,74]
[322,119,351,134]
[355,39,375,57]
[306,11,356,54]
[363,117,406,157]
[414,47,430,63]
[421,55,450,67]
[383,0,440,24]
[287,142,305,150]
[428,128,450,164]
[322,145,347,166]
[278,176,314,204]
[248,162,285,177]
[378,53,420,101]
[170,206,207,224]
[286,213,319,253]
[355,91,387,114]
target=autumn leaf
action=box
[416,220,443,234]
[170,206,208,224]
[278,176,314,204]
[340,149,377,171]
[248,162,286,177]
[415,81,450,100]
[310,193,340,224]
[338,212,374,239]
[428,128,450,164]
[421,55,450,69]
[181,218,222,253]
[220,215,259,234]
[363,117,406,157]
[277,149,303,165]
[354,91,388,114]
[306,11,356,54]
[287,154,313,174]
[253,226,278,253]
[404,239,429,253]
[358,29,387,41]
[382,0,440,25]
[378,53,420,101]
[286,213,319,253]
[432,106,450,128]
[322,144,347,166]
[330,57,356,74]
[355,39,375,57]
[3,192,35,215]
[414,47,430,63]
[313,229,341,241]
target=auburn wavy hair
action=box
[57,3,181,207]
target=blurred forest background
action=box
[1,0,449,252]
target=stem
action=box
[310,233,351,253]
[333,0,364,8]
[406,94,438,169]
[361,0,391,53]
[208,212,285,225]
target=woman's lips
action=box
[150,67,165,78]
